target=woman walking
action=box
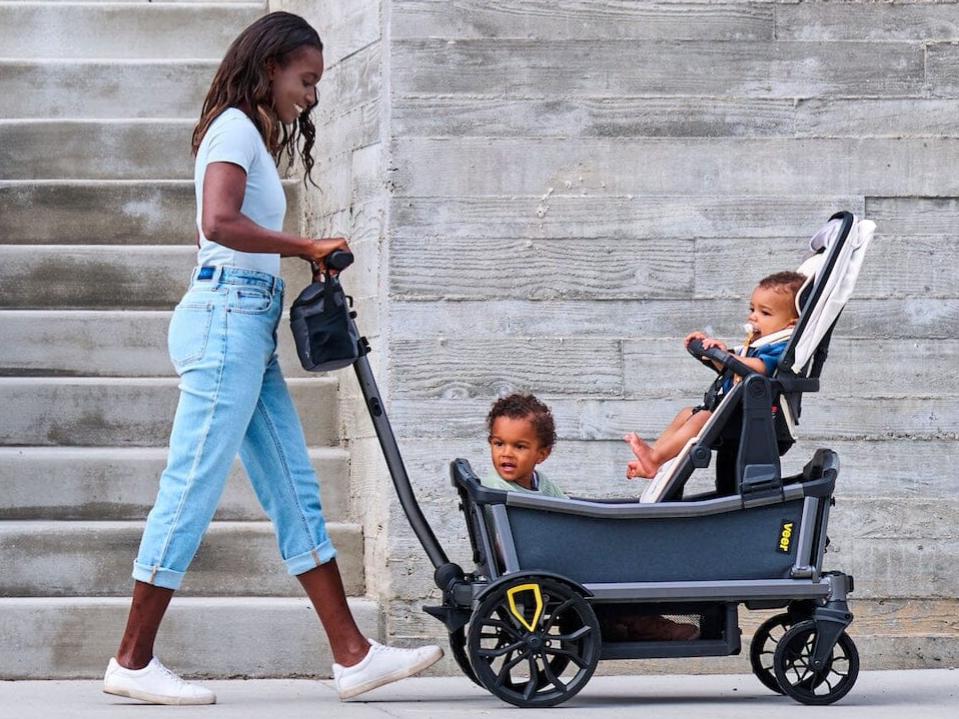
[103,12,442,705]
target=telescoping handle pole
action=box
[351,355,450,570]
[325,250,451,571]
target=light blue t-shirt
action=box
[194,107,286,277]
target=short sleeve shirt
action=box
[194,108,286,277]
[721,338,790,393]
[481,470,568,499]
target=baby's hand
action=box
[701,337,728,352]
[684,331,707,348]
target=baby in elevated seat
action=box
[625,271,806,480]
[481,394,699,641]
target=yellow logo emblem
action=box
[506,583,544,632]
[778,521,795,554]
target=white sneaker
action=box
[333,639,444,700]
[103,657,216,705]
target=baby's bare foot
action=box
[624,434,659,477]
[626,460,655,480]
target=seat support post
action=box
[737,376,783,505]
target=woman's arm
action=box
[201,162,347,266]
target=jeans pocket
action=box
[231,287,274,314]
[168,303,214,372]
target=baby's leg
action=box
[649,410,712,467]
[625,407,698,478]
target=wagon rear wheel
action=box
[448,626,481,687]
[467,577,600,708]
[749,612,792,694]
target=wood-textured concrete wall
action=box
[379,0,959,671]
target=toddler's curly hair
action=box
[486,393,557,450]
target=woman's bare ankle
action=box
[333,637,371,667]
[115,652,152,670]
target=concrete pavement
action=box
[0,670,955,719]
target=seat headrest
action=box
[785,215,874,373]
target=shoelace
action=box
[373,642,429,659]
[155,661,189,687]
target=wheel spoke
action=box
[540,651,567,692]
[495,650,529,687]
[477,640,525,659]
[554,625,592,643]
[482,617,523,641]
[542,599,576,632]
[544,645,587,668]
[523,656,539,701]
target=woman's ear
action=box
[265,57,278,80]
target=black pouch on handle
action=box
[289,273,363,372]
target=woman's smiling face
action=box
[268,45,324,124]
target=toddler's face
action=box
[488,415,550,488]
[747,285,798,339]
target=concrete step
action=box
[0,120,194,180]
[0,60,214,119]
[0,446,351,520]
[3,0,251,3]
[0,595,379,679]
[0,2,264,60]
[0,310,320,378]
[0,181,301,244]
[0,520,364,597]
[0,246,313,309]
[0,377,339,447]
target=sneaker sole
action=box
[337,646,444,700]
[103,685,216,705]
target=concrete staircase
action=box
[0,0,376,678]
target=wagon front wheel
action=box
[467,577,601,708]
[773,620,860,705]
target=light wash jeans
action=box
[133,266,336,590]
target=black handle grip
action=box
[327,250,354,271]
[687,338,758,379]
[686,338,717,361]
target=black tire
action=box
[448,626,482,687]
[773,620,860,705]
[749,613,792,694]
[467,577,601,708]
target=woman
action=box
[103,12,442,705]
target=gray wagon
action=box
[293,211,873,708]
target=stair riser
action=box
[1,122,195,179]
[0,379,339,447]
[0,61,213,119]
[0,597,380,679]
[0,247,313,309]
[0,448,350,520]
[0,522,364,597]
[0,182,301,244]
[0,4,263,60]
[0,310,319,377]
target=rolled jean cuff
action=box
[132,561,186,591]
[285,539,337,576]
